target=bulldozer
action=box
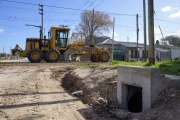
[12,26,110,63]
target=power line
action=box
[44,0,60,23]
[93,0,106,9]
[1,0,137,17]
[0,5,37,11]
[2,0,82,11]
[0,5,79,15]
[66,0,92,26]
[138,15,180,24]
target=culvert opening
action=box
[127,85,142,113]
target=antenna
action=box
[59,25,68,28]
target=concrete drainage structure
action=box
[117,66,165,113]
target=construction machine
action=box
[12,26,110,63]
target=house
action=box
[155,48,171,61]
[117,42,144,61]
[118,41,173,61]
[169,46,180,59]
[63,35,175,62]
[96,38,126,60]
[0,53,8,58]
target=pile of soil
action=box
[61,68,180,120]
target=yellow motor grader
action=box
[12,26,110,63]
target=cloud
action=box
[161,6,172,12]
[0,28,4,33]
[169,10,180,18]
[161,6,179,12]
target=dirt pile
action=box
[62,68,118,119]
[62,68,180,120]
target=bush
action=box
[109,60,120,65]
[175,57,179,60]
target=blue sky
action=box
[0,0,180,53]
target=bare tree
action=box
[76,10,113,44]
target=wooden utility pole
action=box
[39,4,43,39]
[148,0,155,64]
[91,9,94,45]
[90,9,94,53]
[111,17,115,60]
[143,0,147,61]
[136,14,139,61]
[3,46,4,57]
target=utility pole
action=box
[3,46,4,57]
[91,9,94,52]
[111,17,115,60]
[143,0,147,61]
[10,46,11,55]
[39,4,43,39]
[148,0,155,64]
[136,14,139,61]
[127,36,129,47]
[91,9,94,45]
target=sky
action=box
[0,0,180,53]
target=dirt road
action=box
[1,61,180,120]
[0,63,94,120]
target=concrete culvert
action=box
[128,91,142,113]
[127,85,142,113]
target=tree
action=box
[162,35,180,46]
[76,10,113,44]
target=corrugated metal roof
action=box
[118,42,144,47]
[96,39,120,45]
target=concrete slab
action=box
[117,66,165,112]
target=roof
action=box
[96,39,120,45]
[93,35,110,39]
[169,46,180,49]
[118,41,144,48]
[155,48,170,52]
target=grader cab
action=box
[12,26,110,63]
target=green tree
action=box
[162,35,180,46]
[76,10,113,43]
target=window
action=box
[56,30,68,48]
[48,31,52,39]
[131,50,138,58]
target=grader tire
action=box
[45,49,60,62]
[90,54,99,62]
[98,51,110,62]
[27,48,43,63]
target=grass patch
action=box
[0,58,8,61]
[76,59,180,76]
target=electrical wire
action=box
[93,0,106,9]
[1,0,82,11]
[66,0,92,26]
[44,0,60,23]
